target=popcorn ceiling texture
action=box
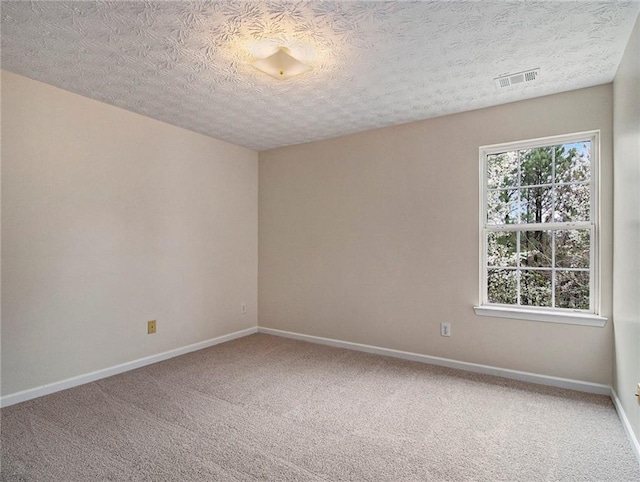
[1,1,638,151]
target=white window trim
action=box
[475,131,607,327]
[473,305,607,326]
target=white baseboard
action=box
[0,326,258,408]
[0,324,614,406]
[611,388,640,465]
[257,327,611,396]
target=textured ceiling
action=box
[2,1,639,151]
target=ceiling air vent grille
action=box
[495,68,540,89]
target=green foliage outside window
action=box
[484,140,592,311]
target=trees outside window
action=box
[480,132,599,315]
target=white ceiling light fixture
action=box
[252,47,312,80]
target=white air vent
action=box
[494,68,540,89]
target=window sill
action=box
[473,305,607,327]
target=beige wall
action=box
[613,14,640,442]
[259,85,614,384]
[1,66,622,398]
[1,71,258,396]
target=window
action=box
[474,131,606,326]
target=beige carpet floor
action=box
[1,333,639,481]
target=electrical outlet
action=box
[636,383,640,406]
[241,303,247,314]
[440,322,451,337]
[147,320,156,334]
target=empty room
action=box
[1,1,640,480]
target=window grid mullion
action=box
[550,147,556,308]
[516,149,522,306]
[516,230,521,306]
[551,230,556,308]
[487,266,589,273]
[486,180,590,193]
[486,221,591,231]
[590,224,596,313]
[517,149,522,224]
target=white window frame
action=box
[474,131,607,327]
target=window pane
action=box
[487,189,518,224]
[554,183,590,222]
[555,270,589,310]
[556,142,590,183]
[556,230,590,268]
[520,147,553,187]
[487,152,518,189]
[520,187,553,223]
[482,133,597,314]
[487,269,517,304]
[520,231,552,267]
[487,231,517,267]
[520,270,552,307]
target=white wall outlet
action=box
[241,303,247,314]
[441,322,451,337]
